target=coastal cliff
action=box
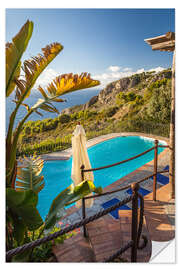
[17,69,172,155]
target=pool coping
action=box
[41,132,169,161]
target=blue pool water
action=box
[37,136,166,219]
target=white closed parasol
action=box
[71,123,94,208]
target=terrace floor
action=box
[53,175,175,262]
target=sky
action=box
[6,8,175,89]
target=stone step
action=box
[53,184,175,262]
[86,212,152,262]
[53,231,96,262]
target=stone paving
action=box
[58,162,169,229]
[164,199,175,230]
[41,132,170,229]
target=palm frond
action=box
[38,72,100,98]
[14,42,63,100]
[16,154,45,194]
[31,97,64,115]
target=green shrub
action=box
[116,91,143,106]
[59,114,71,123]
[116,92,127,105]
[24,126,31,135]
[126,92,136,102]
[32,126,40,133]
[146,84,171,123]
[71,112,78,120]
[104,106,118,117]
[148,78,168,91]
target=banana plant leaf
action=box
[44,180,102,230]
[14,42,63,101]
[13,214,26,245]
[16,155,45,194]
[6,188,43,231]
[6,20,33,97]
[12,249,32,262]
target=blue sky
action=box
[6,8,175,88]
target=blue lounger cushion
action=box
[101,198,131,220]
[126,187,151,197]
[150,174,169,185]
[126,187,151,208]
[150,165,169,185]
[163,165,169,171]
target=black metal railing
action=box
[6,183,145,262]
[80,140,169,237]
[6,139,169,262]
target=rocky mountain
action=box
[18,68,172,154]
[62,69,171,114]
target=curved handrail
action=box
[83,146,155,172]
[6,195,133,261]
[83,144,168,173]
[84,169,169,200]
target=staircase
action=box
[53,232,95,262]
[53,209,151,262]
[86,212,151,262]
[53,184,175,263]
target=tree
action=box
[6,20,101,259]
[6,20,100,188]
[147,83,171,123]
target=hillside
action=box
[17,69,172,156]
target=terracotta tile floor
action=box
[87,213,151,262]
[53,182,175,263]
[53,233,96,262]
[143,183,175,242]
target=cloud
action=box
[93,66,166,89]
[148,66,165,73]
[136,68,145,74]
[123,67,132,72]
[34,68,59,89]
[108,65,121,72]
[33,66,166,93]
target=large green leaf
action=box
[16,155,45,193]
[12,250,32,262]
[6,20,33,97]
[6,188,43,231]
[13,215,26,245]
[44,180,102,230]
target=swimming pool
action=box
[37,136,166,219]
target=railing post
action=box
[82,197,87,238]
[131,182,139,262]
[153,140,158,201]
[81,164,87,238]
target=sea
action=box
[6,88,101,131]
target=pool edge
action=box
[41,132,169,161]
